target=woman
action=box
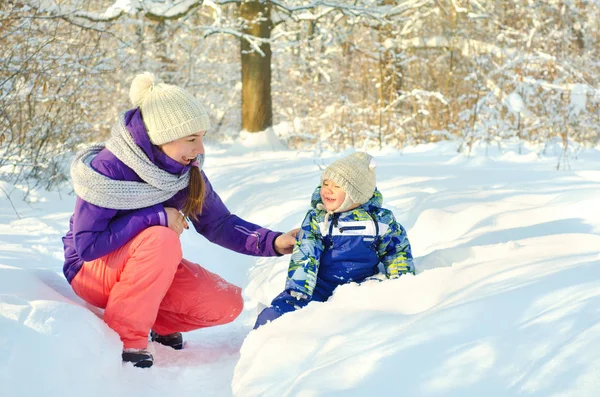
[62,72,297,368]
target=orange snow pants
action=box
[70,226,243,349]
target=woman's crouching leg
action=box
[152,259,243,336]
[72,226,183,350]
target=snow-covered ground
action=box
[1,140,599,397]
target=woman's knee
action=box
[139,225,180,245]
[217,286,244,325]
[135,226,182,265]
[230,288,244,319]
[188,285,243,326]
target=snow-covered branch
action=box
[28,0,204,23]
[271,0,432,22]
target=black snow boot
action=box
[122,349,154,368]
[150,330,184,350]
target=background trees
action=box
[1,0,598,193]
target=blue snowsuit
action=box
[254,187,413,328]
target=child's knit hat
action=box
[322,152,377,206]
[129,72,211,145]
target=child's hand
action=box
[274,228,300,254]
[290,291,308,301]
[286,290,309,309]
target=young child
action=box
[254,152,413,328]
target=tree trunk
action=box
[239,0,273,132]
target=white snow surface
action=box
[1,141,599,397]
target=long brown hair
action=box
[181,166,206,221]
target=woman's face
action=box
[159,131,206,166]
[320,179,347,211]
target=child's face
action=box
[320,179,346,211]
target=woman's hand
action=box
[274,228,300,255]
[165,207,189,236]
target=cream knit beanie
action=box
[321,152,377,206]
[129,72,211,145]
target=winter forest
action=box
[1,0,599,196]
[2,2,600,396]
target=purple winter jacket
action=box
[62,109,282,283]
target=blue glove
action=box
[284,290,309,310]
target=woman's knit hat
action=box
[129,72,211,145]
[322,152,377,206]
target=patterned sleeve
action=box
[284,209,324,297]
[377,211,414,278]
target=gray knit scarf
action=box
[71,113,192,210]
